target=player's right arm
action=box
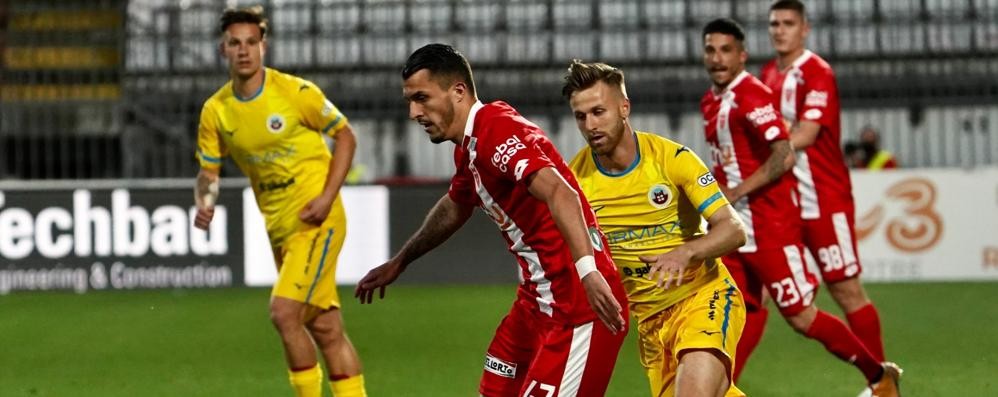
[355,193,474,304]
[193,102,225,230]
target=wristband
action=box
[575,255,598,280]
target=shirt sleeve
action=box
[666,145,730,219]
[799,68,838,129]
[480,127,555,183]
[296,80,349,137]
[740,88,789,144]
[195,102,225,170]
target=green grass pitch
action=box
[1,282,995,396]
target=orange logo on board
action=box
[855,178,943,252]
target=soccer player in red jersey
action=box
[355,44,628,397]
[700,18,900,396]
[761,1,901,394]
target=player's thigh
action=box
[673,275,745,387]
[520,320,626,397]
[803,211,862,283]
[722,255,763,312]
[272,224,346,310]
[742,245,818,316]
[480,302,541,397]
[637,307,679,397]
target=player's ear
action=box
[619,97,631,119]
[739,48,748,64]
[451,81,467,102]
[260,38,268,58]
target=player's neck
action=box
[448,97,477,144]
[596,126,637,173]
[232,68,266,100]
[777,47,806,70]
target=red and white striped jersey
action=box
[449,101,620,325]
[701,71,802,253]
[761,50,853,218]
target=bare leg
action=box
[675,349,731,397]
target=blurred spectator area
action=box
[1,0,996,180]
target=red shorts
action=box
[723,244,818,316]
[802,210,862,283]
[479,299,629,397]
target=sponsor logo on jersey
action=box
[675,146,690,157]
[707,289,720,320]
[764,126,781,141]
[607,222,681,245]
[484,354,517,378]
[804,108,823,120]
[267,114,286,134]
[258,177,296,192]
[697,172,716,187]
[746,103,778,127]
[804,90,828,107]
[491,136,527,173]
[621,263,651,278]
[647,184,673,209]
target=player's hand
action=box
[580,272,625,335]
[354,260,405,304]
[299,195,333,225]
[719,184,741,204]
[640,248,697,290]
[194,207,214,230]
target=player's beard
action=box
[429,103,457,144]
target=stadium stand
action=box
[0,0,995,180]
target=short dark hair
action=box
[702,18,746,44]
[561,60,626,99]
[770,0,807,19]
[220,5,268,37]
[402,43,476,96]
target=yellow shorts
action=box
[271,221,346,310]
[637,274,747,397]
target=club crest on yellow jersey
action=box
[267,114,285,134]
[648,184,673,209]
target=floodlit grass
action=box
[1,282,994,396]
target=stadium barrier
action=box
[1,168,996,294]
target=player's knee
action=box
[269,299,304,332]
[308,309,346,343]
[784,306,817,333]
[828,278,870,311]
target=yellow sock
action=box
[330,374,366,397]
[288,365,323,397]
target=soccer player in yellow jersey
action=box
[564,61,749,397]
[192,7,366,397]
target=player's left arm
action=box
[790,68,838,150]
[526,167,624,334]
[641,148,747,288]
[297,82,357,225]
[724,97,796,203]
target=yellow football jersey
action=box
[196,68,348,247]
[570,131,731,322]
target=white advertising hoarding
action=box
[851,168,998,282]
[243,185,389,286]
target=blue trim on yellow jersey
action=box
[233,69,266,102]
[697,192,723,214]
[305,228,334,304]
[721,277,736,348]
[593,131,641,177]
[198,149,222,164]
[322,114,343,134]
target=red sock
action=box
[846,303,885,362]
[805,310,882,383]
[734,307,768,382]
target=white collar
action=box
[786,49,814,71]
[713,70,751,97]
[463,100,485,138]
